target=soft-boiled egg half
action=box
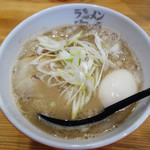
[98,69,137,108]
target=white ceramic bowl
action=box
[0,4,150,149]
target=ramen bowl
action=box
[0,4,150,149]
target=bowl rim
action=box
[0,3,150,149]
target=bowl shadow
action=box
[29,140,59,150]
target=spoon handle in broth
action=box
[38,88,150,127]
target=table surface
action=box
[0,0,150,150]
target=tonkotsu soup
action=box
[12,25,143,139]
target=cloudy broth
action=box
[12,25,143,139]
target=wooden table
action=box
[0,0,150,149]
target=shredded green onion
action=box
[31,30,118,119]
